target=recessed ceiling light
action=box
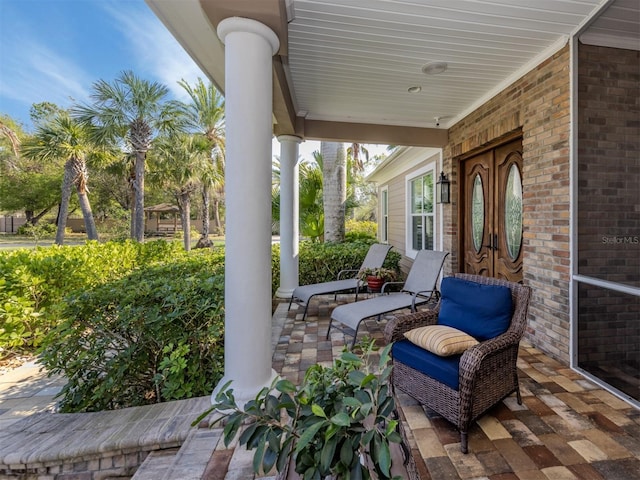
[422,62,448,75]
[408,86,422,93]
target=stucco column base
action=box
[211,369,280,410]
[275,287,295,299]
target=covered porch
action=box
[145,0,639,412]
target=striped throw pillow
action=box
[404,325,479,356]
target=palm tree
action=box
[73,71,176,242]
[299,157,324,241]
[272,155,325,241]
[173,78,225,247]
[150,133,214,250]
[271,157,281,234]
[21,113,103,244]
[0,119,20,162]
[321,141,347,242]
[346,143,369,180]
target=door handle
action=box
[483,234,498,251]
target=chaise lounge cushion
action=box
[392,339,462,390]
[437,277,513,341]
[404,325,478,356]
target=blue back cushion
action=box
[392,340,461,390]
[438,277,513,341]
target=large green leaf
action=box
[330,412,351,427]
[253,435,267,473]
[295,420,326,453]
[359,373,377,388]
[222,413,242,447]
[262,444,279,474]
[320,434,338,473]
[342,396,362,408]
[276,379,297,394]
[375,434,392,478]
[350,461,364,480]
[311,403,327,418]
[276,436,294,472]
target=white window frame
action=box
[405,162,437,258]
[380,186,389,243]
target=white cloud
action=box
[0,36,92,112]
[100,1,204,101]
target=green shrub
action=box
[271,240,401,290]
[100,217,130,241]
[345,220,378,240]
[0,240,185,353]
[0,279,43,350]
[16,222,57,239]
[271,243,281,297]
[38,250,225,412]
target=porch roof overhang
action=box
[146,0,639,148]
[367,146,441,185]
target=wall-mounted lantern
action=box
[436,171,450,204]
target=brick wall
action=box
[442,45,573,363]
[0,450,149,480]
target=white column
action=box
[276,135,302,299]
[212,17,279,404]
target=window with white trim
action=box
[408,169,435,252]
[381,187,388,243]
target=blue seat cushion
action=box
[392,339,461,390]
[438,277,513,341]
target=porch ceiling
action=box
[146,0,639,146]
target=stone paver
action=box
[0,360,65,432]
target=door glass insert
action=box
[471,174,484,253]
[504,164,523,260]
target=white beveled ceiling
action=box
[147,0,639,145]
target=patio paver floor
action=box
[1,295,638,479]
[263,296,640,480]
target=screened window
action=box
[381,187,388,242]
[409,171,434,251]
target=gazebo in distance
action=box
[144,203,180,235]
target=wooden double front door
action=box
[460,138,523,283]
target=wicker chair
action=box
[383,273,532,453]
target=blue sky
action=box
[0,0,204,130]
[0,0,387,160]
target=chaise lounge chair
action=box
[288,243,393,321]
[327,249,449,347]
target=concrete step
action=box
[0,396,212,480]
[163,427,222,480]
[130,448,179,480]
[132,427,222,480]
